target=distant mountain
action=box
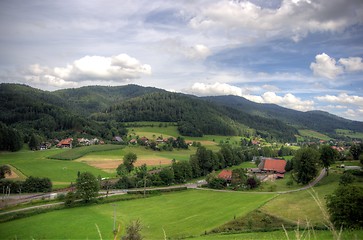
[1,83,362,143]
[203,95,363,136]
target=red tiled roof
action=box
[262,159,286,173]
[218,170,233,181]
[57,138,73,146]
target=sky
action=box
[1,0,363,121]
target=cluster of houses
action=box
[218,158,287,183]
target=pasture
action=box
[298,129,331,141]
[0,148,114,188]
[0,190,276,239]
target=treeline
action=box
[112,145,255,189]
[0,176,52,193]
[0,122,22,151]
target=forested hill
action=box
[203,95,363,136]
[93,91,298,141]
[53,85,165,116]
[1,83,362,146]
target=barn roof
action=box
[260,158,286,173]
[218,170,233,181]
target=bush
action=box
[326,185,363,229]
[22,176,52,193]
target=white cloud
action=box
[190,82,243,96]
[259,92,315,111]
[189,82,314,111]
[316,93,363,106]
[23,54,151,87]
[189,0,363,43]
[339,57,363,72]
[310,53,343,79]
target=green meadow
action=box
[0,148,113,188]
[298,129,331,141]
[0,190,276,239]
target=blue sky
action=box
[1,0,363,121]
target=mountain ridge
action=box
[0,83,362,143]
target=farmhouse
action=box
[218,170,233,181]
[258,158,286,178]
[57,138,73,148]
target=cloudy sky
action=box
[1,0,363,121]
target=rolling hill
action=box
[1,83,362,145]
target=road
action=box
[0,170,326,216]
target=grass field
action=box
[0,190,276,239]
[336,129,363,139]
[0,148,114,188]
[260,173,340,225]
[298,130,331,141]
[48,144,125,160]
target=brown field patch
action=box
[83,157,172,171]
[5,171,19,179]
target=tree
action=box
[319,145,338,175]
[326,185,363,229]
[116,164,128,177]
[0,165,11,179]
[350,144,362,160]
[159,168,174,185]
[76,172,99,202]
[28,133,40,150]
[121,219,143,240]
[292,148,320,184]
[123,152,137,173]
[339,171,355,186]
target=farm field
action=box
[0,148,114,188]
[0,190,276,239]
[77,145,197,173]
[298,129,331,141]
[336,129,363,139]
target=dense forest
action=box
[1,83,363,151]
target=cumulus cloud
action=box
[310,54,363,79]
[339,57,363,72]
[189,82,314,111]
[310,53,343,79]
[259,92,314,111]
[189,0,363,42]
[190,82,243,96]
[24,54,151,87]
[316,93,363,106]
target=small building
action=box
[258,158,286,178]
[57,138,73,148]
[218,170,233,182]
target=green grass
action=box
[336,129,363,139]
[80,145,197,162]
[298,130,331,141]
[0,190,276,239]
[190,230,363,240]
[48,144,125,160]
[260,173,340,225]
[0,148,113,188]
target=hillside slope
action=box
[203,95,363,137]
